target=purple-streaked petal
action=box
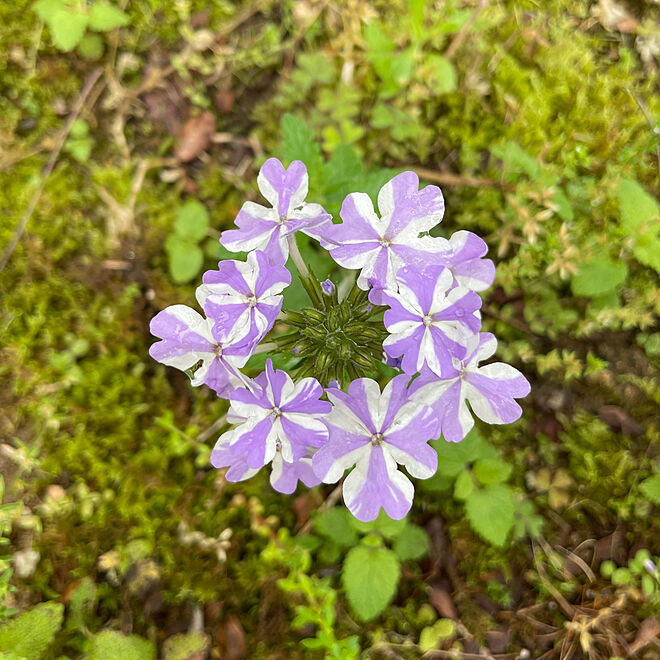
[313,426,370,483]
[343,446,414,522]
[281,414,329,457]
[252,249,291,297]
[229,416,277,469]
[257,158,308,217]
[264,359,291,407]
[149,305,216,367]
[220,202,278,254]
[464,363,530,424]
[437,380,473,443]
[325,379,381,434]
[378,171,445,238]
[202,260,252,296]
[281,377,332,415]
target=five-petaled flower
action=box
[374,265,482,378]
[211,358,331,473]
[324,171,447,291]
[410,333,531,443]
[199,249,290,351]
[220,158,330,264]
[313,376,438,522]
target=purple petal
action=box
[220,202,278,253]
[270,454,320,494]
[343,446,414,522]
[258,158,308,217]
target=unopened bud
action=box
[321,279,335,296]
[644,559,657,574]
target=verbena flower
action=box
[149,305,251,397]
[325,171,447,291]
[436,230,495,292]
[198,249,291,350]
[211,359,331,471]
[313,376,437,521]
[410,333,531,443]
[374,265,482,377]
[220,158,330,263]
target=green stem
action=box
[286,234,323,308]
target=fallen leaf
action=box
[629,618,660,654]
[591,0,638,33]
[215,615,247,660]
[175,111,216,162]
[599,405,643,436]
[429,587,457,620]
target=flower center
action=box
[370,432,384,446]
[271,406,282,418]
[245,294,257,308]
[422,314,433,327]
[379,238,391,248]
[214,345,223,356]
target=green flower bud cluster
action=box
[274,282,387,387]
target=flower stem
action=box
[286,234,323,308]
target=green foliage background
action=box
[0,0,659,658]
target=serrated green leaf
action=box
[393,524,429,561]
[88,1,129,31]
[473,458,513,486]
[342,545,400,621]
[166,239,203,283]
[174,200,209,241]
[0,602,64,660]
[314,508,359,548]
[453,470,473,500]
[428,54,457,94]
[465,485,515,547]
[281,114,324,177]
[49,9,88,52]
[571,255,627,298]
[87,631,155,660]
[618,178,660,274]
[640,474,660,505]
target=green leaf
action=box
[408,0,426,36]
[640,474,660,505]
[33,0,65,22]
[465,485,515,547]
[65,577,97,631]
[428,55,457,94]
[473,458,513,486]
[571,255,627,298]
[281,114,324,177]
[77,33,105,60]
[342,545,400,621]
[0,602,64,660]
[49,9,88,52]
[553,186,574,222]
[418,619,456,652]
[166,238,204,283]
[88,1,129,31]
[393,524,429,561]
[87,631,155,660]
[611,567,631,586]
[432,428,496,477]
[314,508,359,548]
[618,178,660,274]
[173,200,209,241]
[453,470,473,500]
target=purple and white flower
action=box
[373,265,482,378]
[313,376,438,522]
[198,250,290,350]
[324,171,448,291]
[211,359,331,472]
[436,230,495,292]
[220,158,330,263]
[410,333,531,443]
[148,305,251,397]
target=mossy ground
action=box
[1,0,659,658]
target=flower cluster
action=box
[149,158,530,522]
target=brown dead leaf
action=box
[215,615,247,660]
[599,405,643,436]
[429,587,457,620]
[629,618,660,654]
[175,111,216,162]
